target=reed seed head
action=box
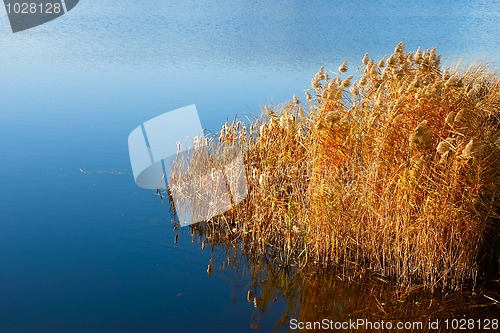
[362,53,370,65]
[436,138,454,154]
[293,94,301,105]
[460,139,475,159]
[338,60,348,73]
[445,111,455,127]
[392,114,403,125]
[410,120,432,147]
[341,75,353,88]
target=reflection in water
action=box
[186,225,499,332]
[169,141,248,227]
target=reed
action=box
[175,43,500,290]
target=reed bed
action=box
[174,43,500,290]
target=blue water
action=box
[0,1,498,332]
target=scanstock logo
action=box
[3,0,79,33]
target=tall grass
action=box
[175,43,500,290]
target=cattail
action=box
[460,139,474,159]
[338,60,348,73]
[176,141,182,152]
[207,264,212,274]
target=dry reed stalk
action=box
[171,43,500,290]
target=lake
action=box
[0,1,499,332]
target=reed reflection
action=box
[183,225,499,332]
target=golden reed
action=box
[175,43,499,290]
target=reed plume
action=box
[174,44,500,290]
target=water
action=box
[0,1,499,332]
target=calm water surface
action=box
[0,1,499,332]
